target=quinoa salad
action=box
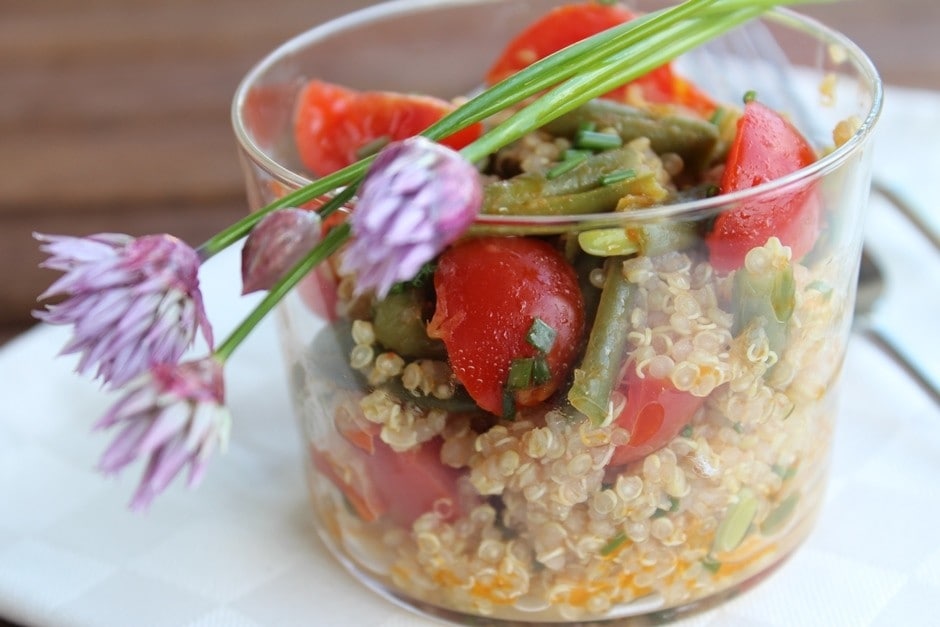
[276,2,867,622]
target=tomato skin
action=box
[312,435,464,527]
[485,3,715,115]
[428,237,585,416]
[293,80,483,176]
[610,369,705,466]
[707,100,819,273]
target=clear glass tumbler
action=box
[232,1,882,623]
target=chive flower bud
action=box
[240,208,322,294]
[339,137,482,298]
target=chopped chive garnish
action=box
[772,464,797,481]
[680,424,694,438]
[652,496,680,518]
[600,532,628,556]
[563,148,592,161]
[701,556,722,574]
[705,184,720,198]
[577,120,597,133]
[531,356,551,386]
[355,135,391,159]
[599,169,636,186]
[708,107,726,125]
[507,358,535,390]
[733,421,745,434]
[546,152,587,179]
[526,317,557,353]
[575,130,623,151]
[743,89,758,104]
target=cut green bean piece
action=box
[573,251,605,329]
[484,144,651,212]
[732,259,795,359]
[542,99,720,172]
[485,173,661,217]
[578,228,641,257]
[568,257,636,424]
[578,220,700,258]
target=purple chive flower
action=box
[241,208,322,294]
[96,357,230,511]
[339,136,482,297]
[34,233,213,388]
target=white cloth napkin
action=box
[1,84,938,627]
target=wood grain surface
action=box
[1,0,936,344]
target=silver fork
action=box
[681,17,940,406]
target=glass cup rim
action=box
[231,0,883,227]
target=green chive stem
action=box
[213,222,351,361]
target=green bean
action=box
[484,173,662,217]
[541,99,719,172]
[484,144,650,211]
[372,288,445,358]
[577,220,701,257]
[732,259,795,359]
[568,257,636,424]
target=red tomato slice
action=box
[312,435,464,527]
[610,368,705,466]
[293,80,483,176]
[428,237,585,416]
[311,445,387,522]
[485,2,715,115]
[369,438,465,527]
[707,100,819,273]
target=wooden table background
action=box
[2,0,938,344]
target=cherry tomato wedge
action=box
[428,237,585,416]
[294,79,483,176]
[485,2,715,115]
[707,100,819,273]
[312,433,464,527]
[610,368,705,466]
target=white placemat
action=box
[1,84,938,627]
